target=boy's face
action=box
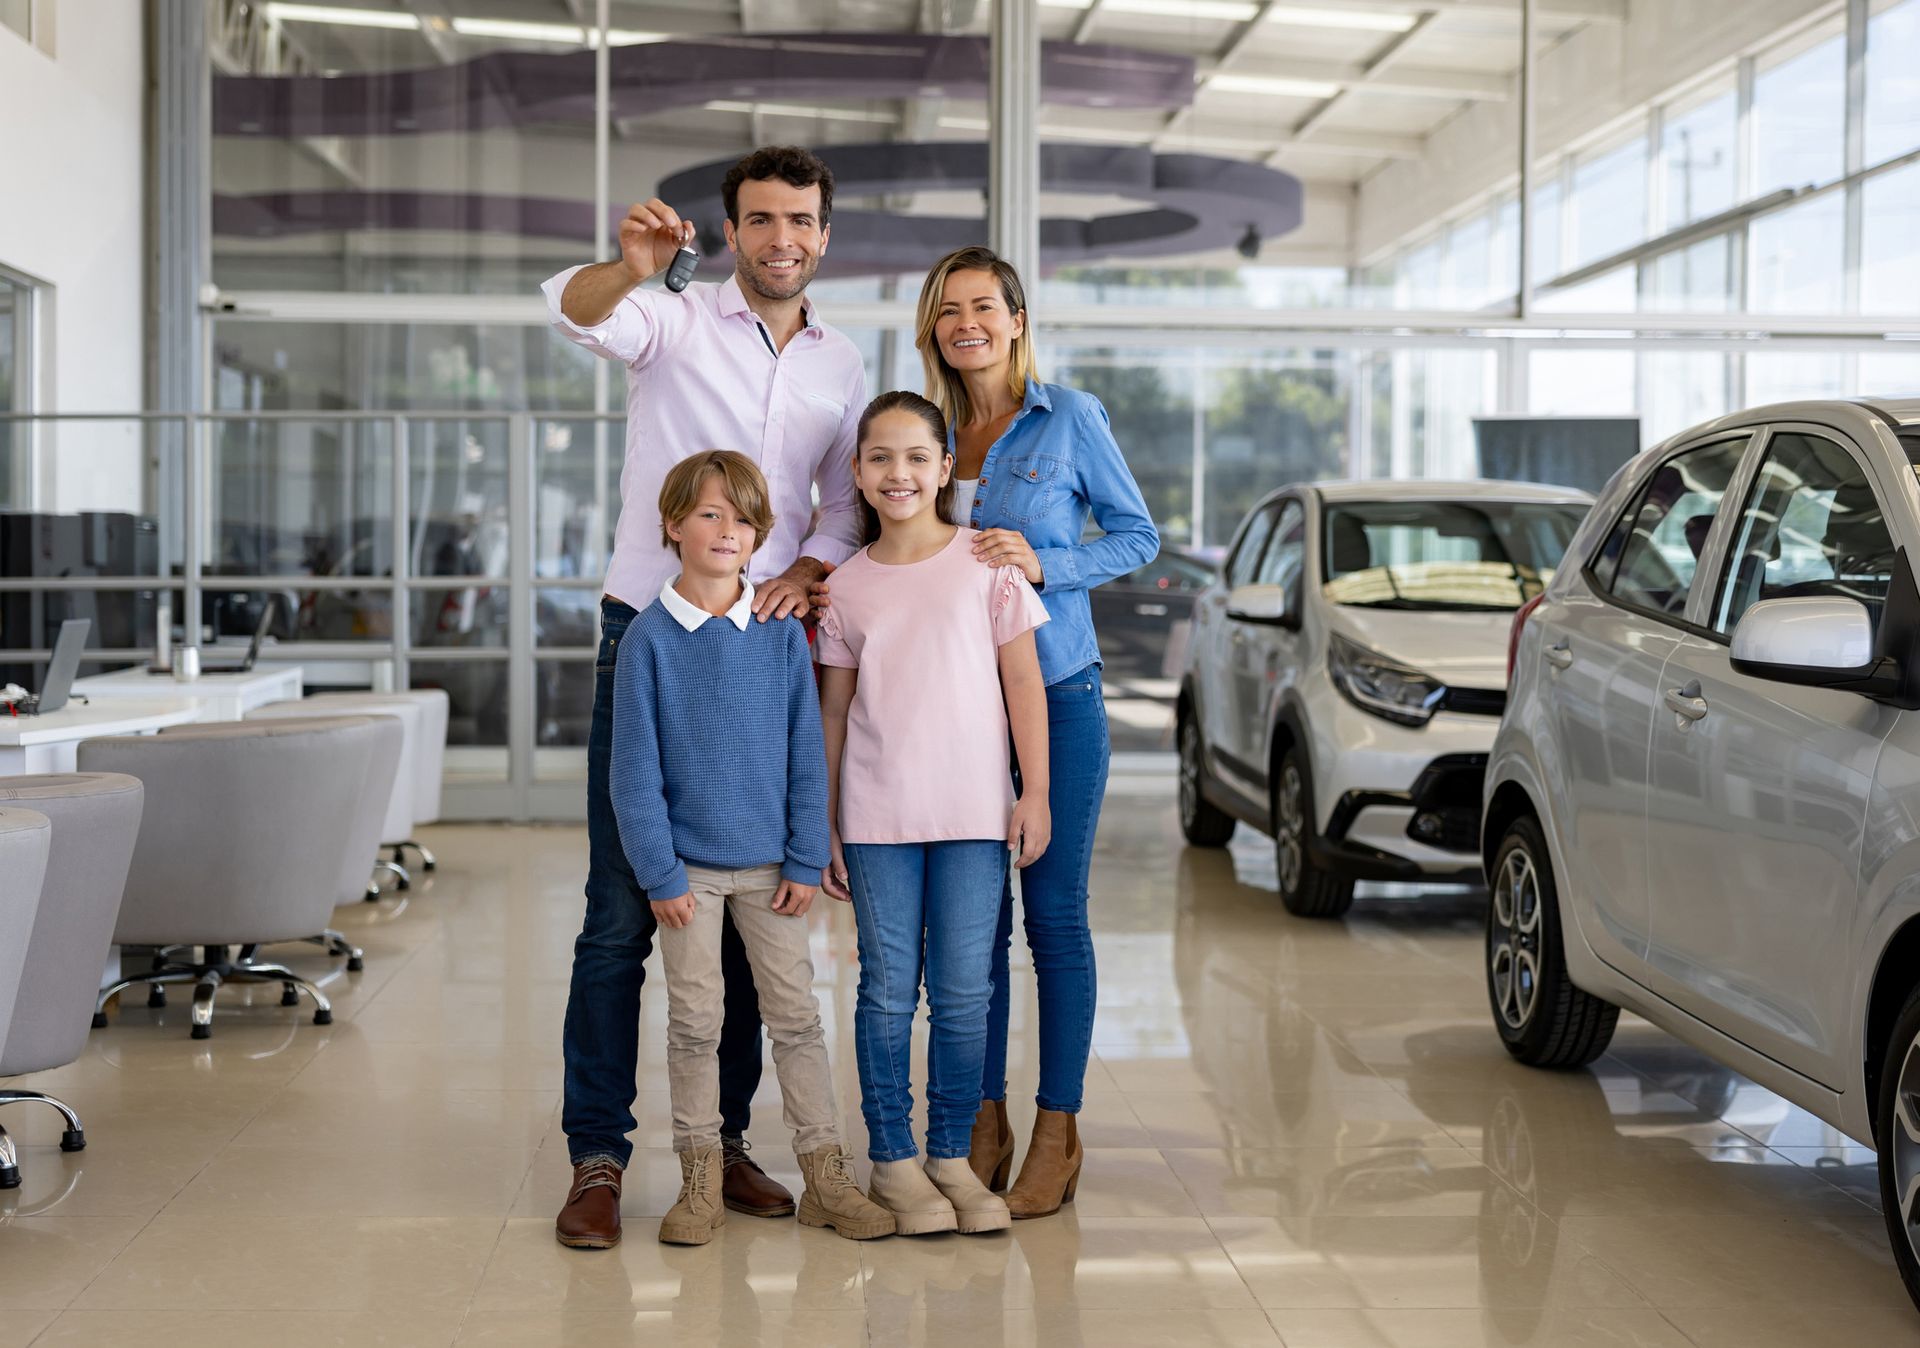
[666,476,757,583]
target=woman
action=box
[914,245,1158,1218]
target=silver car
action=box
[1484,397,1920,1314]
[1178,480,1591,917]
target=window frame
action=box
[1705,423,1897,638]
[1223,495,1285,592]
[1583,432,1759,641]
[1253,498,1308,614]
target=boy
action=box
[610,450,893,1245]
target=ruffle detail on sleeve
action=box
[992,564,1023,617]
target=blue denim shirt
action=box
[956,379,1160,686]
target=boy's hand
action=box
[651,893,697,929]
[771,880,816,917]
[1009,796,1051,870]
[822,835,852,902]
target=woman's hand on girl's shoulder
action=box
[1008,796,1051,870]
[971,528,1042,586]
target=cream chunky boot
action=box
[797,1145,896,1241]
[659,1143,727,1245]
[924,1155,1012,1234]
[867,1158,958,1236]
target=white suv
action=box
[1484,398,1920,1314]
[1177,481,1592,917]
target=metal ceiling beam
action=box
[1071,0,1109,42]
[1154,0,1292,144]
[1260,0,1623,19]
[399,0,459,64]
[1205,54,1510,101]
[1286,10,1440,150]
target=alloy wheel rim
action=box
[1179,719,1201,827]
[1276,761,1304,894]
[1892,1031,1920,1269]
[1489,847,1542,1031]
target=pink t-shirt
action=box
[815,527,1050,845]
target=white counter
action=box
[72,665,303,723]
[0,699,202,774]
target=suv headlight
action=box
[1329,633,1445,727]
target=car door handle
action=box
[1544,639,1573,670]
[1663,681,1709,722]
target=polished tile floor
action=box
[3,779,1915,1346]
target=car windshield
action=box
[1321,499,1588,612]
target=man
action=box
[542,145,865,1250]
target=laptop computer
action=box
[21,618,90,715]
[149,597,275,676]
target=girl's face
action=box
[855,410,950,528]
[933,268,1025,378]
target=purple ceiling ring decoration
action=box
[212,34,1196,138]
[210,144,1304,277]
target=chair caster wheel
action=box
[347,957,364,973]
[396,877,411,892]
[91,1012,108,1029]
[60,1129,85,1153]
[148,986,167,1008]
[313,1008,333,1026]
[0,1164,19,1189]
[190,1023,211,1040]
[281,986,300,1007]
[422,858,437,872]
[364,890,381,903]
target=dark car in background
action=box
[1093,546,1216,684]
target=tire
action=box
[1874,983,1920,1316]
[1272,743,1354,919]
[1486,815,1617,1068]
[1177,709,1236,847]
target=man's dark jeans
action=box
[560,596,765,1167]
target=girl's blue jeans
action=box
[844,839,1008,1161]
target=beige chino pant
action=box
[658,862,841,1155]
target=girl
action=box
[914,246,1159,1218]
[815,390,1052,1236]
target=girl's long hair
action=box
[855,391,956,545]
[914,246,1039,429]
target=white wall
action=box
[0,3,145,510]
[1354,0,1837,262]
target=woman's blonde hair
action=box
[657,450,776,554]
[914,246,1039,428]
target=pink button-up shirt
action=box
[541,266,868,609]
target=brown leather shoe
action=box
[1006,1108,1083,1220]
[968,1098,1014,1192]
[556,1157,623,1249]
[721,1136,796,1217]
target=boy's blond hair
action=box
[658,450,777,554]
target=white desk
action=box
[0,699,201,774]
[72,666,303,723]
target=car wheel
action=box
[1487,815,1617,1068]
[1273,744,1354,919]
[1177,711,1236,847]
[1875,983,1920,1316]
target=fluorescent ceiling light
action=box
[1208,73,1343,98]
[449,17,666,45]
[940,116,1160,144]
[1266,5,1417,31]
[708,101,896,124]
[1040,0,1261,20]
[263,3,418,30]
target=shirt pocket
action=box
[1000,451,1067,526]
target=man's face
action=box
[724,177,828,303]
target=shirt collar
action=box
[659,576,755,633]
[717,272,817,332]
[1023,378,1052,414]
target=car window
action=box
[1320,500,1586,612]
[1254,501,1306,608]
[1225,504,1280,590]
[1712,431,1897,637]
[1601,439,1748,619]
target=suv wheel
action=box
[1487,816,1617,1068]
[1875,984,1920,1315]
[1273,744,1354,919]
[1178,711,1235,847]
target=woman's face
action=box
[933,268,1025,379]
[855,410,951,528]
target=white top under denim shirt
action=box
[952,379,1160,686]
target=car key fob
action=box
[664,245,699,293]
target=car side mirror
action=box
[1730,596,1881,688]
[1226,584,1291,626]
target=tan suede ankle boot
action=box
[967,1098,1014,1192]
[1006,1108,1082,1220]
[797,1145,896,1241]
[659,1143,727,1245]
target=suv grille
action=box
[1439,687,1507,717]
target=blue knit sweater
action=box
[610,601,830,898]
